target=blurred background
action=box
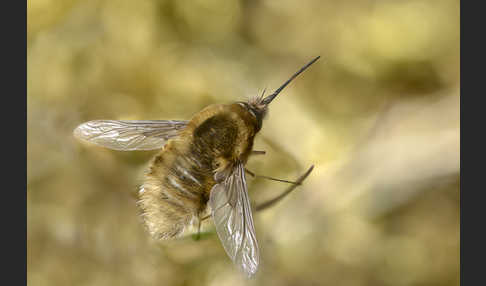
[27,0,460,285]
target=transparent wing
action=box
[209,162,259,278]
[73,120,188,151]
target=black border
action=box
[11,0,27,283]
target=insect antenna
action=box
[261,56,320,105]
[260,88,266,98]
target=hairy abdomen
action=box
[138,137,215,239]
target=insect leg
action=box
[194,218,202,240]
[245,168,302,185]
[251,150,266,156]
[201,214,210,221]
[255,165,314,212]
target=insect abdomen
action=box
[139,138,213,239]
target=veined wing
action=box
[73,120,188,151]
[209,162,259,278]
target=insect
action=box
[73,56,320,277]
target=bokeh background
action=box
[27,0,460,285]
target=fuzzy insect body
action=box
[139,103,261,239]
[73,56,320,278]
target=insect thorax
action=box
[189,103,259,168]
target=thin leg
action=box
[245,168,302,185]
[194,218,202,240]
[245,168,256,177]
[201,165,313,220]
[255,165,314,212]
[251,150,266,156]
[201,214,210,221]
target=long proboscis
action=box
[262,56,320,105]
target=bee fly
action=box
[73,56,320,277]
